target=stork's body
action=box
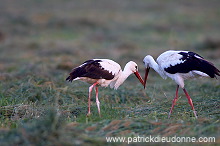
[66,59,144,116]
[143,50,220,118]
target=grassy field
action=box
[0,0,220,145]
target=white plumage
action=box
[143,50,220,118]
[157,50,187,69]
[66,59,144,116]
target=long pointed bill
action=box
[144,67,150,89]
[134,71,145,86]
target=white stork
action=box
[66,59,144,117]
[143,50,220,118]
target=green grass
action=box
[0,0,220,145]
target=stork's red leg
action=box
[87,82,99,116]
[168,85,179,118]
[95,86,101,117]
[87,85,93,116]
[183,88,198,118]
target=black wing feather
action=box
[66,59,115,82]
[164,51,220,78]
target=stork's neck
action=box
[147,56,166,79]
[114,65,133,89]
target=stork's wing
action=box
[66,60,115,82]
[164,51,220,78]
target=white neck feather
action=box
[146,56,167,79]
[113,64,133,89]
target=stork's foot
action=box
[168,112,171,119]
[193,110,198,119]
[86,112,91,117]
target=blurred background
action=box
[0,0,220,145]
[1,0,220,76]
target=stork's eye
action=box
[135,66,138,70]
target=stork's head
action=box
[143,55,153,68]
[125,61,138,73]
[143,55,152,89]
[125,61,144,86]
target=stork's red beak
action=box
[144,67,150,89]
[134,71,145,86]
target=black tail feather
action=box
[66,76,73,82]
[214,66,220,79]
[200,59,220,78]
